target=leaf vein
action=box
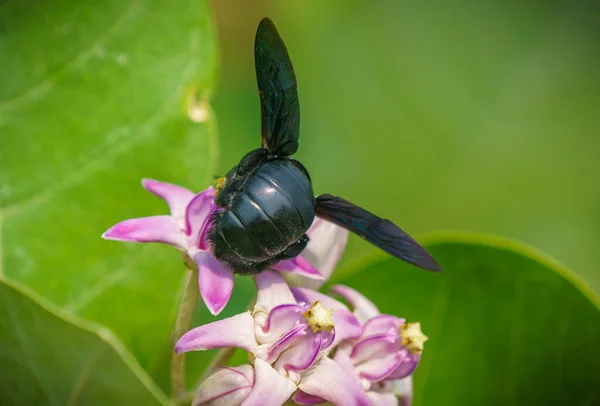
[0,1,142,111]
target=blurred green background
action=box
[211,0,600,292]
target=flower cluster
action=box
[103,181,428,406]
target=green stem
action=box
[171,258,199,400]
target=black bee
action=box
[207,18,440,275]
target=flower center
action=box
[400,321,428,355]
[303,301,335,333]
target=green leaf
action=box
[0,0,217,391]
[0,278,168,405]
[334,231,600,406]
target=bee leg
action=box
[280,234,309,260]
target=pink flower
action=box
[101,179,326,315]
[176,271,369,406]
[292,285,427,406]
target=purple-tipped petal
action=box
[300,358,371,406]
[142,178,195,220]
[330,285,380,322]
[367,392,399,406]
[254,271,296,312]
[241,358,296,406]
[273,256,324,280]
[256,304,305,344]
[351,334,404,381]
[301,218,349,287]
[193,365,254,406]
[195,251,234,315]
[385,352,420,380]
[292,390,326,405]
[264,324,307,364]
[362,315,405,338]
[185,188,216,243]
[175,311,257,354]
[274,329,326,376]
[101,216,186,249]
[331,309,363,346]
[291,287,348,311]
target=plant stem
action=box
[171,260,199,400]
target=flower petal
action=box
[291,287,349,310]
[273,256,324,280]
[385,352,420,380]
[301,218,349,287]
[274,329,326,377]
[185,188,216,245]
[241,358,296,406]
[193,365,254,406]
[195,251,235,315]
[367,392,399,406]
[142,178,195,220]
[254,270,296,312]
[362,315,405,338]
[101,215,186,249]
[300,358,371,406]
[175,312,257,354]
[331,309,363,347]
[391,375,413,406]
[292,391,326,405]
[330,284,380,322]
[351,334,404,382]
[256,304,306,344]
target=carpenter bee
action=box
[207,18,440,275]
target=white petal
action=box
[254,270,296,312]
[241,358,296,406]
[330,284,380,322]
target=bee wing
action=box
[254,18,300,156]
[316,194,441,272]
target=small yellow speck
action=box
[303,301,335,333]
[400,322,428,355]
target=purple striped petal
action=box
[185,188,216,244]
[193,365,254,406]
[385,352,420,380]
[292,390,326,405]
[241,358,296,406]
[264,323,307,364]
[274,330,329,377]
[330,285,380,322]
[141,178,195,220]
[291,287,349,310]
[299,358,371,406]
[362,315,404,338]
[175,312,257,354]
[273,256,324,280]
[101,215,186,250]
[367,392,399,406]
[351,334,398,364]
[257,304,305,342]
[254,271,296,312]
[351,334,403,382]
[195,251,234,315]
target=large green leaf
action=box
[0,0,217,391]
[0,278,168,405]
[334,232,600,405]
